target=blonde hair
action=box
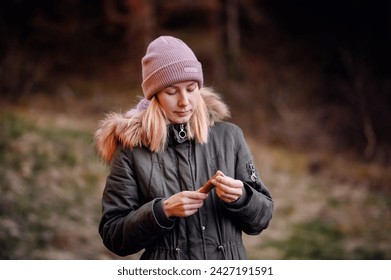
[95,87,230,162]
[139,90,210,153]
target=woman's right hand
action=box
[163,191,208,218]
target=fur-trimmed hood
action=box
[94,87,230,163]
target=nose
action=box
[178,91,189,107]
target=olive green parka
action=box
[95,88,273,259]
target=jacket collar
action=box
[94,87,230,163]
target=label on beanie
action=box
[183,67,199,73]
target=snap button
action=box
[201,225,206,231]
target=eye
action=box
[187,84,197,92]
[165,88,177,95]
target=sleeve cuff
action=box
[153,199,176,228]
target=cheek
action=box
[157,96,173,112]
[190,93,200,107]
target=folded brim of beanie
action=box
[142,59,203,100]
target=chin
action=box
[174,119,190,124]
[170,116,191,124]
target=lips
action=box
[175,110,190,116]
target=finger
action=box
[218,188,242,201]
[185,200,204,209]
[182,208,199,217]
[183,191,208,200]
[214,175,232,186]
[215,189,239,203]
[223,193,240,201]
[215,176,243,190]
[177,199,204,210]
[213,178,235,191]
[182,201,204,216]
[216,183,242,197]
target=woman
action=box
[95,36,273,259]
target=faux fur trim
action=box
[94,87,230,163]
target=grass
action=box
[273,220,346,259]
[246,142,391,260]
[1,91,390,260]
[0,111,108,259]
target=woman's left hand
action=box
[211,171,243,203]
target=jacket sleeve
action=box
[222,126,274,235]
[98,146,175,256]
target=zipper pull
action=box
[249,163,257,182]
[178,124,187,141]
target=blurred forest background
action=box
[1,0,391,259]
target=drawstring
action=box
[173,219,181,260]
[218,245,227,259]
[211,191,227,259]
[175,247,181,260]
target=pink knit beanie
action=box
[141,36,203,100]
